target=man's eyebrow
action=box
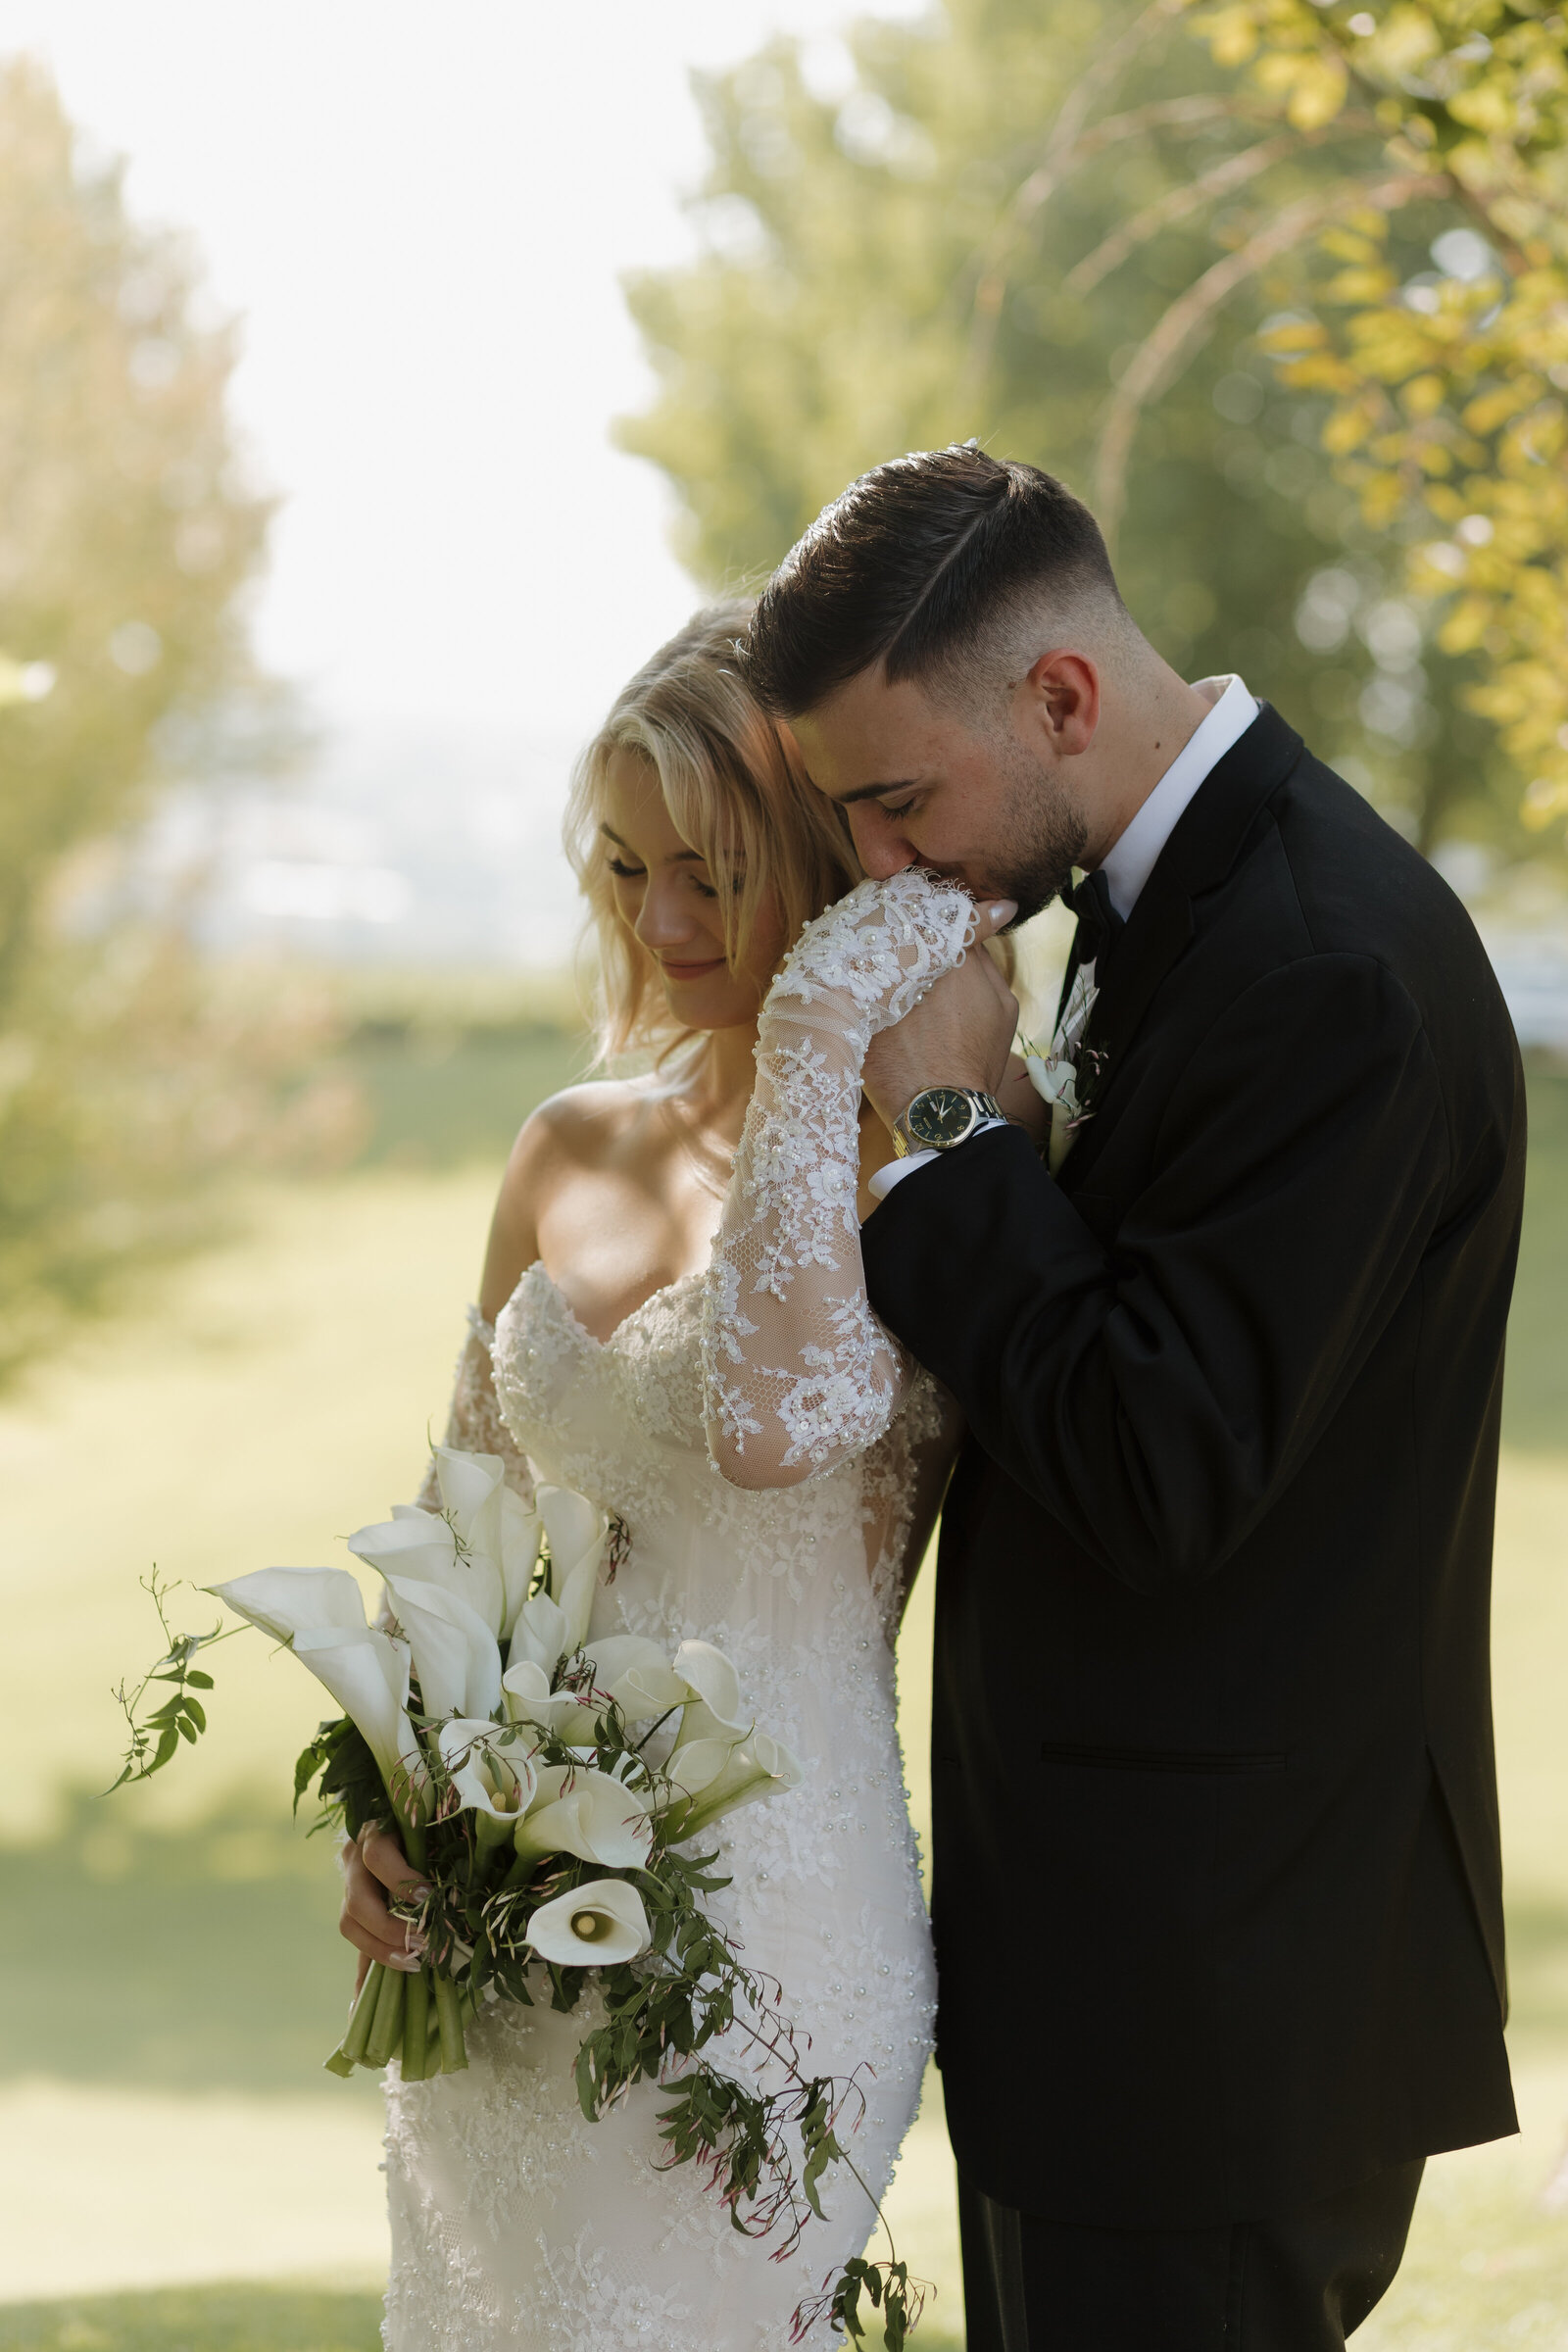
[826,778,921,807]
[599,823,702,863]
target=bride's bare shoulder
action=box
[478,1078,658,1319]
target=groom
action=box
[743,446,1525,2350]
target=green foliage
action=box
[293,1717,385,1844]
[107,1571,239,1790]
[1501,1055,1568,1451]
[0,60,334,1381]
[618,0,1544,853]
[0,2282,385,2352]
[1183,0,1568,846]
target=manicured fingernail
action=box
[389,1952,421,1973]
[987,900,1018,926]
[409,1884,432,1900]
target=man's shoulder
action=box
[1206,732,1518,1097]
[1221,734,1494,996]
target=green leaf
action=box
[181,1694,207,1733]
[184,1669,215,1689]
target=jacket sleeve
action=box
[858,953,1450,1593]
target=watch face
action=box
[906,1087,976,1148]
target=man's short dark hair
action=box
[744,444,1124,718]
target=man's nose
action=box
[849,809,915,881]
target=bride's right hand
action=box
[338,1819,430,1992]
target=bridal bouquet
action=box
[111,1446,927,2346]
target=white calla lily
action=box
[501,1658,603,1744]
[660,1737,739,1804]
[514,1762,654,1872]
[670,1639,752,1752]
[206,1565,369,1645]
[207,1568,422,1810]
[430,1446,504,1559]
[498,1489,542,1642]
[348,1506,505,1642]
[581,1636,688,1722]
[537,1485,608,1652]
[676,1731,805,1840]
[384,1573,503,1722]
[525,1876,651,1968]
[438,1717,538,1849]
[501,1483,608,1675]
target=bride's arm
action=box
[702,869,984,1490]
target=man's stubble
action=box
[947,727,1087,928]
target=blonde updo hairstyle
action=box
[564,604,860,1062]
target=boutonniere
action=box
[1021,957,1108,1175]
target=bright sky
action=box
[0,0,918,741]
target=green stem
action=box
[433,1971,468,2073]
[338,1962,383,2069]
[365,1962,406,2070]
[401,1967,430,2082]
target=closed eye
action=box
[878,796,917,819]
[607,858,645,879]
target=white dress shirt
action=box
[867,674,1258,1201]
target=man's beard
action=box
[976,734,1087,927]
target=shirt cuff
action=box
[866,1118,1009,1203]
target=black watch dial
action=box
[906,1086,978,1148]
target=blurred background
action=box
[0,1,1565,2345]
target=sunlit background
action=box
[1,2,1566,2346]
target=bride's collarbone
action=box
[532,1153,720,1352]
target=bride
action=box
[339,606,1035,2350]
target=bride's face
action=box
[601,749,787,1031]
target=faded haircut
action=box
[744,444,1130,719]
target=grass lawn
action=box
[2,1045,1565,2343]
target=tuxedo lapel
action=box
[1057,706,1304,1186]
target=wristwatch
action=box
[892,1086,1006,1157]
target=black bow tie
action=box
[1065,868,1124,975]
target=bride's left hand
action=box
[861,896,1018,1129]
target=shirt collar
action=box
[1098,674,1260,922]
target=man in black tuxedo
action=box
[744,445,1525,2349]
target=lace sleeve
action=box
[416,1306,537,1509]
[702,867,978,1489]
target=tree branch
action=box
[1065,122,1370,297]
[1092,169,1450,549]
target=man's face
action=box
[791,661,1089,924]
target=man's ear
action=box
[1022,651,1100,757]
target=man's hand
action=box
[862,896,1019,1131]
[339,1819,430,1994]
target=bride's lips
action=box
[660,956,726,982]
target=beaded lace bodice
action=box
[382,1268,940,2352]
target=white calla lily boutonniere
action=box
[1023,957,1106,1175]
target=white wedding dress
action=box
[381,871,977,2352]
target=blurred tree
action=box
[1179,0,1568,854]
[619,0,1560,858]
[0,59,355,1381]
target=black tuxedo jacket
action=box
[860,705,1524,2228]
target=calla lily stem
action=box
[434,1971,468,2072]
[365,1963,406,2069]
[402,1969,431,2081]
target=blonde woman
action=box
[343,608,1032,2350]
